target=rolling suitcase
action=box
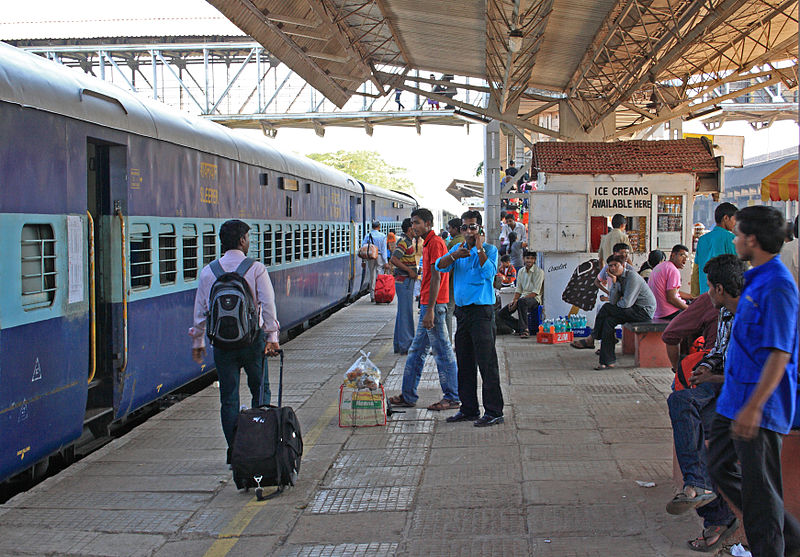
[374,274,395,304]
[231,350,303,500]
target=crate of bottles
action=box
[536,330,574,344]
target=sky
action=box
[2,0,797,206]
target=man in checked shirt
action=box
[189,220,280,466]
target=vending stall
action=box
[526,138,722,326]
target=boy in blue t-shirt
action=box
[708,206,800,557]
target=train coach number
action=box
[200,187,219,204]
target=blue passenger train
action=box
[0,42,417,483]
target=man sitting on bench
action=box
[664,254,743,552]
[571,254,656,369]
[648,244,692,320]
[498,251,543,338]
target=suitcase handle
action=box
[260,349,285,407]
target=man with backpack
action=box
[189,219,280,465]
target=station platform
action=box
[0,297,708,556]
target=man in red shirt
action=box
[388,208,460,411]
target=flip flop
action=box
[387,395,415,408]
[666,487,717,515]
[520,330,530,338]
[687,517,739,552]
[570,338,594,349]
[594,363,616,370]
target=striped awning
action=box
[761,160,799,202]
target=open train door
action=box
[346,179,360,299]
[85,139,128,435]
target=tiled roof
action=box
[533,139,719,175]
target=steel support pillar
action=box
[484,119,502,244]
[559,100,615,141]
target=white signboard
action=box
[67,215,84,304]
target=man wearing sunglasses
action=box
[435,211,504,427]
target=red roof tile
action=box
[533,139,719,175]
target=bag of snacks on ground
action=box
[342,351,381,390]
[339,351,386,427]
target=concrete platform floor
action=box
[0,297,714,556]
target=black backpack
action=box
[206,258,259,349]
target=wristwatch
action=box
[476,246,485,253]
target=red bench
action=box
[622,320,671,368]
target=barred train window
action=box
[317,226,324,257]
[158,224,177,285]
[284,226,293,263]
[310,224,318,258]
[303,224,310,259]
[202,224,216,267]
[249,224,261,261]
[324,225,331,255]
[21,224,56,310]
[129,223,152,290]
[274,224,283,265]
[294,224,301,261]
[182,224,198,281]
[263,225,272,266]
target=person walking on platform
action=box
[436,210,504,427]
[389,208,459,411]
[189,220,280,466]
[390,218,417,354]
[361,221,389,302]
[708,206,800,557]
[597,213,630,264]
[692,202,737,296]
[444,218,464,340]
[498,250,543,337]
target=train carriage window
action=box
[294,224,302,261]
[202,224,216,267]
[182,224,199,281]
[249,224,261,261]
[334,226,341,253]
[346,227,352,253]
[310,224,318,258]
[21,224,56,310]
[284,226,293,263]
[318,225,324,257]
[274,224,282,265]
[263,225,272,266]
[324,225,331,256]
[303,224,310,259]
[158,224,177,285]
[129,223,152,290]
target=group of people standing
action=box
[375,209,506,427]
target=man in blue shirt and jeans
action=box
[708,205,800,557]
[436,210,504,427]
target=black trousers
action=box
[708,413,800,557]
[498,297,539,333]
[592,303,650,365]
[454,304,504,418]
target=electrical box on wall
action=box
[530,192,589,252]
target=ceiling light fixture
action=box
[509,29,523,53]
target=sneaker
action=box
[474,414,504,427]
[445,411,479,423]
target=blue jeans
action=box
[213,330,269,448]
[401,304,459,404]
[668,383,734,527]
[394,278,415,353]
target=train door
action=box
[85,139,127,433]
[348,192,358,297]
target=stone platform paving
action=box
[0,297,709,556]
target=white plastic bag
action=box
[343,351,381,390]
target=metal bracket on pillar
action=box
[312,119,325,137]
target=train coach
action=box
[0,42,416,483]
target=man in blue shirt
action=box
[693,202,737,295]
[435,210,504,426]
[708,206,800,557]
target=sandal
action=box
[427,398,460,411]
[570,338,594,349]
[594,363,616,370]
[519,330,530,338]
[687,517,739,552]
[666,486,717,515]
[388,395,416,408]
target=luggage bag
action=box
[231,350,303,500]
[374,274,395,303]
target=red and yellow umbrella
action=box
[761,160,799,202]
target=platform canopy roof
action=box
[207,0,798,140]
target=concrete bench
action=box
[622,320,671,368]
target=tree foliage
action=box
[306,150,416,194]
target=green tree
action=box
[306,150,416,194]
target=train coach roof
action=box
[0,42,354,190]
